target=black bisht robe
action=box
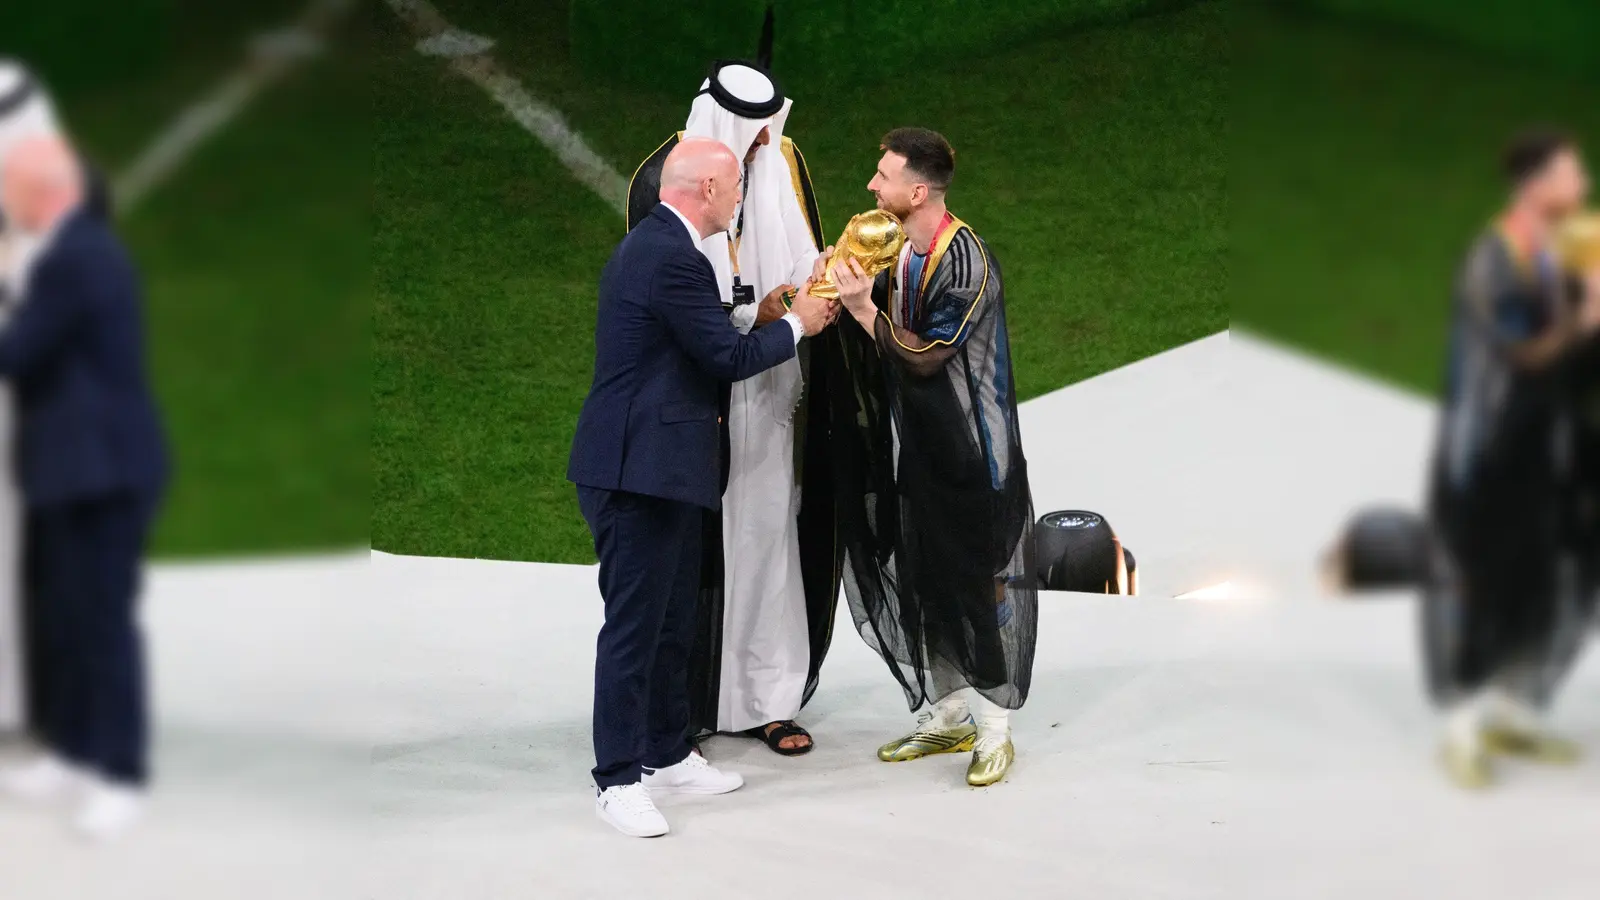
[1557,273,1600,656]
[626,132,844,736]
[1566,322,1600,596]
[825,219,1038,711]
[1423,230,1594,706]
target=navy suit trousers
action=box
[26,490,159,786]
[578,485,701,788]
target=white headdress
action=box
[682,61,820,334]
[0,60,62,168]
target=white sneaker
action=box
[641,751,743,796]
[72,779,146,842]
[0,754,82,803]
[595,783,668,837]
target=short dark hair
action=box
[881,127,955,193]
[1502,127,1575,187]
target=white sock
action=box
[968,692,1010,740]
[1443,696,1485,749]
[1481,685,1542,733]
[929,690,970,728]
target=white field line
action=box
[111,0,358,215]
[383,0,629,218]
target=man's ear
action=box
[912,183,928,207]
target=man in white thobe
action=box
[624,60,839,754]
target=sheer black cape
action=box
[822,225,1037,711]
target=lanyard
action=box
[899,249,917,327]
[727,161,748,283]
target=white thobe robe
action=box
[684,93,824,732]
[0,231,38,732]
[715,245,819,732]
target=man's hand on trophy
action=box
[788,283,833,336]
[755,283,794,327]
[811,248,833,284]
[797,277,842,328]
[830,259,877,330]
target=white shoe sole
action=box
[595,803,669,837]
[75,811,145,842]
[1,777,78,804]
[642,777,743,797]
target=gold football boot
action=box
[1482,726,1583,765]
[877,712,977,763]
[966,734,1014,787]
[1439,739,1493,790]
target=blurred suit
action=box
[0,163,113,737]
[0,200,168,785]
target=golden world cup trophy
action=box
[805,210,907,302]
[1557,210,1600,275]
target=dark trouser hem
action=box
[593,767,642,791]
[642,744,691,772]
[51,736,148,787]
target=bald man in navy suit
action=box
[568,138,835,837]
[0,136,168,841]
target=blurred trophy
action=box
[1557,210,1600,274]
[806,210,906,301]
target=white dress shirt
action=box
[660,201,803,345]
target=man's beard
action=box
[876,194,913,221]
[1542,192,1584,225]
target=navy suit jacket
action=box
[567,204,797,510]
[0,207,169,508]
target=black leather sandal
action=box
[743,720,814,756]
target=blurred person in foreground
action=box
[0,135,169,839]
[626,60,837,756]
[0,58,60,739]
[1425,129,1600,788]
[0,57,112,747]
[567,137,832,837]
[826,128,1036,787]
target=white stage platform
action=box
[2,552,374,900]
[7,332,1599,899]
[363,552,1600,900]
